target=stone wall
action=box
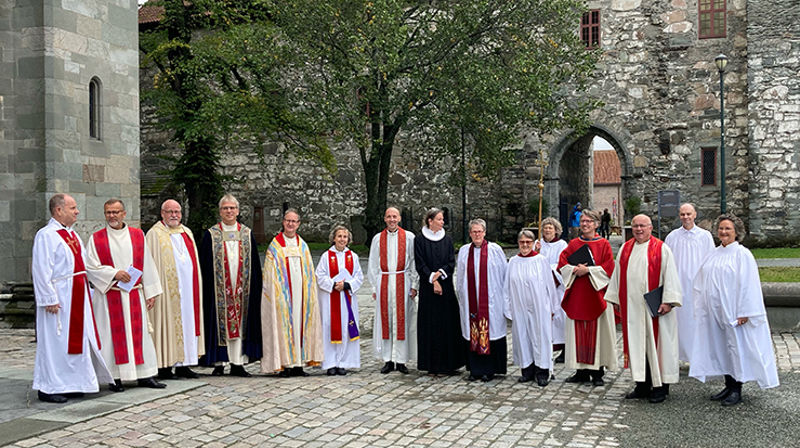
[745,0,800,240]
[0,0,141,285]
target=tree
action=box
[139,0,332,235]
[268,0,599,237]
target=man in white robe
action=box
[456,219,509,382]
[86,199,166,391]
[367,207,419,374]
[146,199,205,379]
[606,214,682,404]
[664,203,715,363]
[32,194,113,402]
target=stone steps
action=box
[0,283,35,329]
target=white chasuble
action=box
[86,225,162,381]
[32,218,113,394]
[664,225,715,362]
[689,242,778,389]
[367,229,419,363]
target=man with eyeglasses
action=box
[145,199,205,380]
[605,214,682,404]
[260,209,323,377]
[85,198,166,392]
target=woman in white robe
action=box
[507,230,561,386]
[689,213,779,406]
[316,225,364,375]
[535,217,568,362]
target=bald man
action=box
[606,214,682,404]
[145,199,205,380]
[664,203,715,363]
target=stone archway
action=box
[544,124,634,237]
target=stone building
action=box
[138,0,799,244]
[0,0,141,291]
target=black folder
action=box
[644,285,663,318]
[567,244,594,266]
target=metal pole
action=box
[719,70,726,214]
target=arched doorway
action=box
[545,125,633,239]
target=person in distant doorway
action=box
[663,203,714,364]
[367,207,419,375]
[317,225,364,375]
[600,209,611,239]
[568,203,582,239]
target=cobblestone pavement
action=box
[2,289,800,447]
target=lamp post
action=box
[715,53,728,214]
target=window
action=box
[699,0,726,39]
[89,77,101,139]
[701,147,716,186]
[580,10,600,49]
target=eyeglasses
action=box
[104,210,124,215]
[162,210,181,215]
[283,219,300,224]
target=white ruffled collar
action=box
[421,226,445,242]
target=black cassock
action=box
[199,227,263,365]
[414,232,466,373]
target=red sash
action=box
[275,232,304,342]
[56,229,101,354]
[221,223,244,339]
[467,241,490,355]
[379,228,407,340]
[92,227,145,365]
[618,236,663,369]
[557,236,614,364]
[179,232,202,337]
[328,249,354,343]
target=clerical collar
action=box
[51,217,72,231]
[330,245,349,253]
[421,226,445,241]
[107,223,127,233]
[221,222,238,231]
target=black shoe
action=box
[157,368,174,380]
[291,367,309,377]
[230,365,252,377]
[554,351,565,364]
[480,374,493,382]
[327,368,337,376]
[565,372,590,383]
[336,367,347,376]
[468,374,480,382]
[518,375,534,383]
[648,393,667,404]
[536,376,550,387]
[38,391,68,403]
[721,391,742,406]
[211,366,225,376]
[625,387,650,399]
[396,364,409,374]
[591,376,605,387]
[174,367,199,379]
[109,379,124,393]
[380,362,395,374]
[63,392,85,398]
[278,369,292,378]
[137,377,166,389]
[710,387,732,401]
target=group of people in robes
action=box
[31,193,778,408]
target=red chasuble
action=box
[56,229,101,354]
[467,241,491,355]
[379,228,407,341]
[558,236,614,364]
[92,227,146,365]
[327,249,355,343]
[617,236,663,368]
[220,223,244,339]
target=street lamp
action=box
[715,53,728,214]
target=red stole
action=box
[55,229,101,354]
[92,227,145,365]
[178,230,202,337]
[558,236,614,364]
[220,223,244,339]
[618,236,663,369]
[467,241,490,355]
[327,249,354,343]
[275,232,304,342]
[379,227,407,341]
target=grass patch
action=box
[759,267,800,282]
[750,247,800,259]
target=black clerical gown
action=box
[414,231,466,373]
[199,225,263,365]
